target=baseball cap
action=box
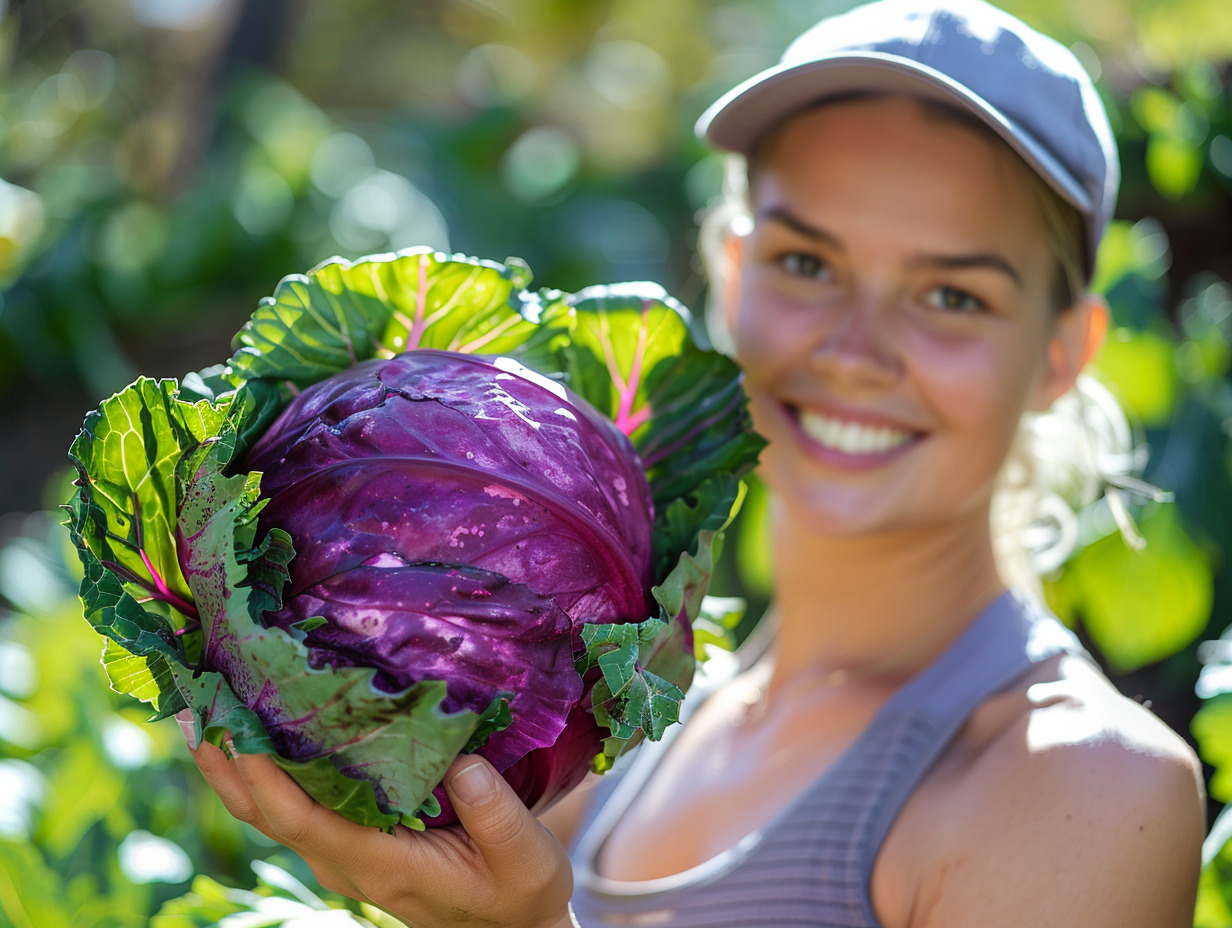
[695,0,1118,280]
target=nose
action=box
[809,293,901,386]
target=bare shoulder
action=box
[1020,654,1203,818]
[1002,653,1205,794]
[902,654,1206,928]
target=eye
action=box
[925,285,985,313]
[778,252,832,280]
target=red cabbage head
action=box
[241,349,654,822]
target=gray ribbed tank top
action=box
[568,591,1089,927]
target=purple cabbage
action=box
[67,251,763,834]
[239,348,655,821]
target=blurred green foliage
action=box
[1,0,1231,923]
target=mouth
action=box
[789,406,921,459]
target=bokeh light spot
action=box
[63,50,117,110]
[584,40,671,110]
[310,132,375,197]
[102,717,155,770]
[118,830,193,884]
[95,201,168,273]
[0,643,36,699]
[127,0,229,30]
[331,170,449,254]
[0,760,44,839]
[233,160,294,236]
[500,127,580,202]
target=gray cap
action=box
[696,0,1118,280]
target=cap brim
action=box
[696,52,1093,217]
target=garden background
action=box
[1,0,1232,924]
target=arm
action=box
[908,723,1205,928]
[187,733,576,928]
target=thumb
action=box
[443,755,574,922]
[445,755,546,862]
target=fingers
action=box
[444,755,571,896]
[185,723,354,855]
[186,738,364,898]
[227,749,327,846]
[227,750,390,880]
[446,755,531,852]
[188,736,271,834]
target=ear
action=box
[1030,294,1108,411]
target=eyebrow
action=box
[757,206,845,252]
[907,252,1024,289]
[756,205,1024,290]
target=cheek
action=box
[731,301,783,384]
[909,330,1044,455]
[731,286,819,383]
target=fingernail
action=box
[451,761,496,806]
[174,709,199,750]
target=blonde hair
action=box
[697,98,1145,600]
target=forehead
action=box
[754,94,1012,183]
[750,96,1049,261]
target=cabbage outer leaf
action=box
[560,285,766,512]
[67,378,228,637]
[578,619,685,770]
[230,250,565,389]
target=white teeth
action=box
[798,410,913,455]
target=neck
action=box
[764,499,1006,690]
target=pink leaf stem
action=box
[139,547,200,621]
[599,306,651,437]
[453,311,521,354]
[406,253,430,352]
[621,404,652,436]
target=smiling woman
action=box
[561,1,1207,925]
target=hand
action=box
[180,712,575,928]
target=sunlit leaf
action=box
[227,249,551,388]
[1067,505,1213,673]
[67,378,232,629]
[1194,697,1232,803]
[561,283,764,508]
[100,639,179,715]
[1146,133,1204,200]
[1091,327,1179,427]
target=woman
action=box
[184,1,1207,925]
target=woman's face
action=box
[731,95,1083,539]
